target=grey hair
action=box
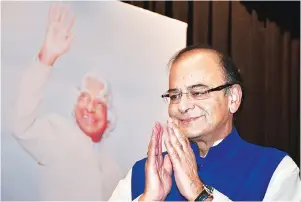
[72,71,117,138]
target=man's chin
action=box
[79,126,104,141]
[85,131,104,142]
[181,127,209,139]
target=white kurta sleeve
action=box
[109,168,135,201]
[263,155,301,201]
[213,155,301,201]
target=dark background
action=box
[123,1,300,167]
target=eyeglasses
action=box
[161,83,236,104]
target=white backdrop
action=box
[1,1,187,200]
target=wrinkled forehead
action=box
[80,75,107,98]
[169,51,226,88]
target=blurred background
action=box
[123,1,300,167]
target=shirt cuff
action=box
[212,189,232,201]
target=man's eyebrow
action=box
[95,95,106,100]
[188,83,209,89]
[79,90,88,94]
[167,83,209,93]
[167,88,180,93]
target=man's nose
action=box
[178,93,194,113]
[87,101,96,112]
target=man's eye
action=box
[95,102,104,108]
[191,91,205,97]
[170,94,180,100]
[79,93,89,100]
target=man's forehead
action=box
[80,76,106,98]
[83,77,104,90]
[171,50,221,70]
[169,50,225,87]
[168,83,209,92]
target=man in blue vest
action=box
[109,45,300,201]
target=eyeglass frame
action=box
[161,82,238,104]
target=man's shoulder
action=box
[241,139,288,160]
[43,113,79,137]
[46,113,73,124]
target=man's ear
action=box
[228,84,242,114]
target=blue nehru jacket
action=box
[131,127,287,201]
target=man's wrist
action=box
[38,48,58,66]
[187,180,204,201]
[194,185,214,201]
